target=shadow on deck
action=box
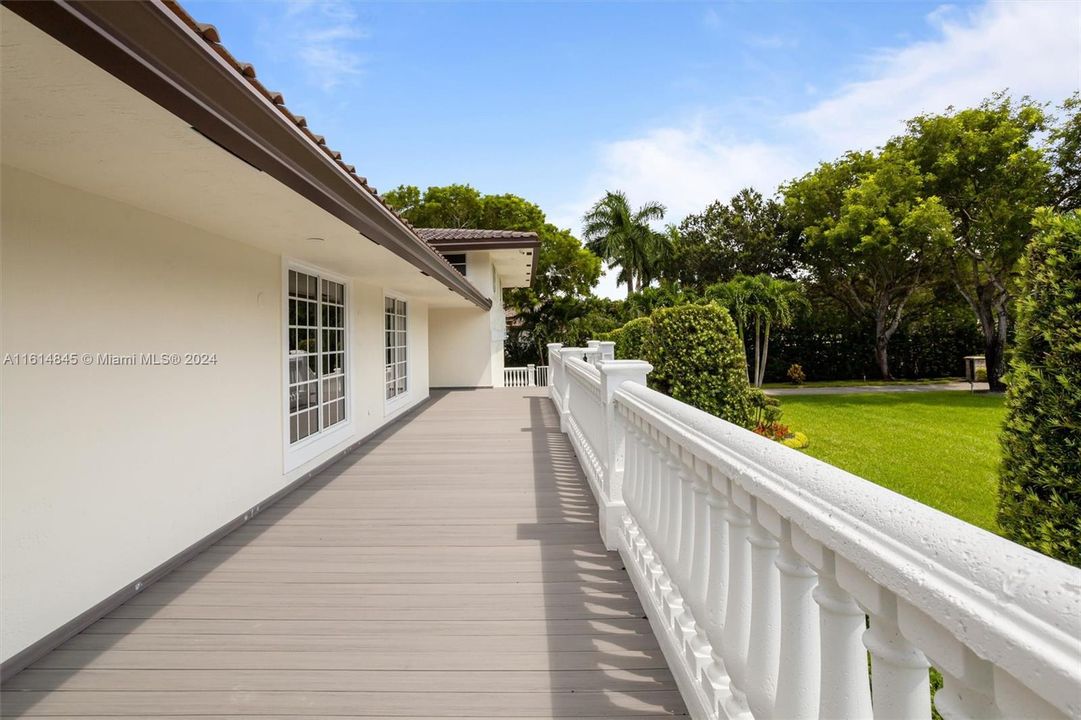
[2,389,687,717]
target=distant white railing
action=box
[503,365,549,387]
[546,341,1081,720]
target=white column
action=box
[702,470,732,710]
[745,498,781,719]
[722,485,753,719]
[773,519,822,720]
[813,550,873,719]
[934,649,1002,720]
[598,340,616,361]
[527,363,536,387]
[863,592,932,720]
[546,343,562,396]
[596,360,652,551]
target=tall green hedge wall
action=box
[615,316,652,361]
[998,210,1081,566]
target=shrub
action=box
[787,363,807,385]
[603,327,623,347]
[975,368,988,382]
[616,316,652,360]
[781,432,809,449]
[998,210,1081,566]
[643,303,755,428]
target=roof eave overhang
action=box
[429,238,540,287]
[3,0,491,311]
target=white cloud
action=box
[276,0,368,91]
[791,0,1080,154]
[574,0,1079,299]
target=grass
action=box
[777,391,1006,533]
[763,377,962,389]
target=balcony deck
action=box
[2,389,687,718]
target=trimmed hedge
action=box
[998,210,1081,565]
[616,316,652,360]
[642,303,755,428]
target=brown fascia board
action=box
[3,0,491,311]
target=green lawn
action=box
[778,392,1006,533]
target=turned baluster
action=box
[660,447,692,636]
[621,417,641,550]
[676,452,697,593]
[863,592,931,719]
[745,498,781,719]
[683,459,717,688]
[773,519,822,720]
[812,550,873,719]
[721,484,753,719]
[636,431,660,581]
[933,649,1002,720]
[702,469,732,707]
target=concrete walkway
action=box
[764,381,990,396]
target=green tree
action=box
[998,210,1081,565]
[785,150,953,379]
[1048,92,1081,212]
[671,188,798,288]
[383,184,602,364]
[708,275,807,387]
[898,94,1053,390]
[582,191,667,294]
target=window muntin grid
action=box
[288,269,346,444]
[385,297,408,401]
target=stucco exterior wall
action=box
[0,167,431,661]
[428,252,510,388]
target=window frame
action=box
[282,259,354,472]
[443,253,467,276]
[383,290,411,414]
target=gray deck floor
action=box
[2,389,687,718]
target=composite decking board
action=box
[2,389,687,718]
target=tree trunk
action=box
[758,320,772,387]
[873,313,893,380]
[983,301,1010,391]
[753,316,761,385]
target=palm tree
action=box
[708,275,806,386]
[753,275,806,387]
[582,191,666,294]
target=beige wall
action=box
[428,252,510,388]
[0,167,431,660]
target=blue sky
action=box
[188,0,1080,297]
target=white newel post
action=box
[547,343,563,404]
[598,340,615,361]
[527,363,536,387]
[586,340,601,366]
[595,359,651,551]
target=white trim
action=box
[281,258,355,473]
[382,288,412,416]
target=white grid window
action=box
[385,297,408,400]
[288,269,346,444]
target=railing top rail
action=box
[564,355,601,384]
[614,380,1081,708]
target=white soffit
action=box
[0,8,474,308]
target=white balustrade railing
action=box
[549,339,1081,720]
[503,365,549,387]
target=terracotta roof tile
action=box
[416,228,540,242]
